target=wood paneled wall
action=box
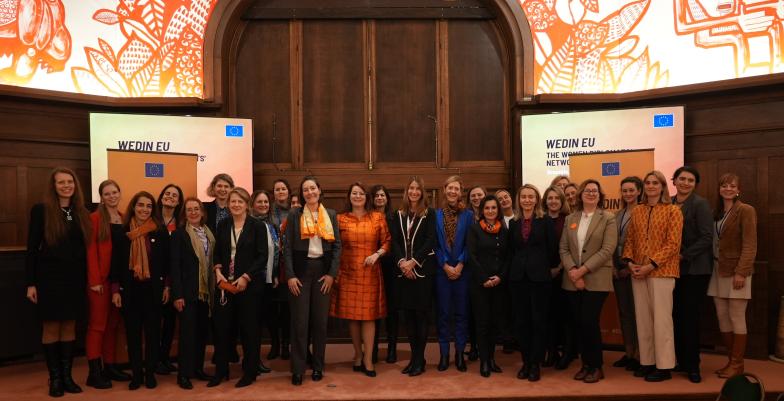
[229,17,511,204]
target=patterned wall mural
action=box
[0,0,781,97]
[522,0,784,94]
[0,0,217,98]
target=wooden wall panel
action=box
[302,20,365,164]
[375,20,437,163]
[447,20,504,162]
[236,21,293,164]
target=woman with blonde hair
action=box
[622,170,683,382]
[509,184,558,381]
[708,173,756,378]
[26,167,92,397]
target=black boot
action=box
[86,358,112,389]
[103,363,132,381]
[267,335,280,360]
[59,341,82,394]
[468,344,479,362]
[280,341,290,360]
[455,351,467,372]
[43,343,64,397]
[437,353,450,371]
[480,360,491,377]
[386,340,398,363]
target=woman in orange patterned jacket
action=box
[330,182,391,377]
[622,170,683,382]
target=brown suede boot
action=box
[718,333,746,378]
[715,332,733,375]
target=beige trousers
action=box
[632,277,675,369]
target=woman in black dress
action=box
[466,195,509,377]
[371,184,398,364]
[110,191,170,390]
[389,176,436,377]
[26,167,92,397]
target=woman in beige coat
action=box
[560,179,617,383]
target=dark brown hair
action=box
[343,182,370,213]
[370,184,392,214]
[400,176,429,217]
[714,173,740,221]
[123,191,159,231]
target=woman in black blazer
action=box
[110,191,170,390]
[170,197,216,389]
[203,173,234,234]
[508,184,558,382]
[208,188,268,388]
[389,176,436,377]
[466,195,509,377]
[284,176,342,385]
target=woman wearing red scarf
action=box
[110,191,170,390]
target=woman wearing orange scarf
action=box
[110,191,170,390]
[284,176,342,386]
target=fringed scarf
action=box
[186,224,215,302]
[127,218,158,280]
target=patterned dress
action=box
[330,212,391,321]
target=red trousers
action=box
[86,281,122,362]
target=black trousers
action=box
[404,309,429,366]
[510,280,550,365]
[178,300,210,377]
[259,282,280,345]
[547,278,578,358]
[289,259,331,375]
[469,283,505,362]
[673,274,711,371]
[159,302,177,361]
[122,281,162,376]
[567,290,608,369]
[213,287,261,378]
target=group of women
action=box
[25,166,756,397]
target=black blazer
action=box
[213,217,268,289]
[676,193,713,275]
[467,223,509,285]
[170,226,215,302]
[283,206,342,279]
[508,216,558,283]
[389,208,437,277]
[203,201,228,235]
[110,227,170,293]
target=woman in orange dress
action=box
[330,182,391,377]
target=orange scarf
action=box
[300,204,335,242]
[127,218,158,280]
[480,219,501,234]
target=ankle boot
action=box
[386,340,398,363]
[715,331,734,375]
[479,359,491,377]
[86,358,111,389]
[59,341,82,394]
[719,333,746,378]
[437,353,450,371]
[455,351,467,372]
[43,343,64,397]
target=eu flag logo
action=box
[602,162,620,176]
[225,125,244,137]
[653,114,674,128]
[145,163,164,178]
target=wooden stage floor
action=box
[1,344,783,400]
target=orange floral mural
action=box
[0,0,72,85]
[71,0,217,97]
[522,0,669,94]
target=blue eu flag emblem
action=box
[145,163,164,178]
[602,162,620,176]
[653,114,674,128]
[225,125,244,137]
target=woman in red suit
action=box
[85,180,131,388]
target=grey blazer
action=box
[283,206,342,279]
[676,193,713,275]
[560,209,618,292]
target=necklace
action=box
[61,207,73,221]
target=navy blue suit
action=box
[434,208,474,355]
